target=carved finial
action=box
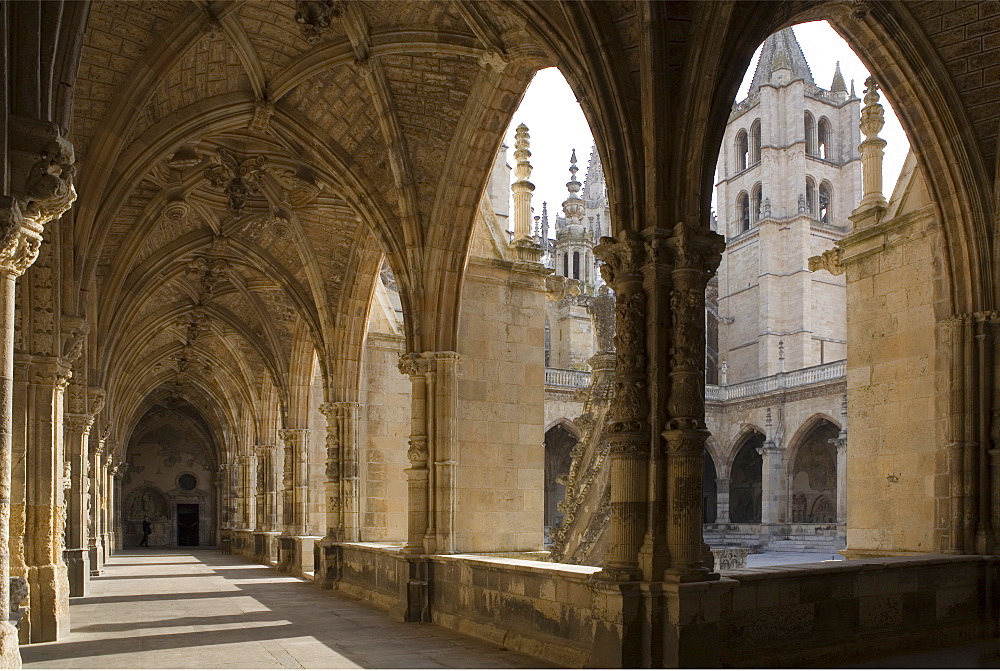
[858,76,887,210]
[511,123,536,244]
[778,340,785,373]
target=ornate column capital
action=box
[64,412,95,436]
[594,230,645,286]
[30,358,73,390]
[666,220,725,275]
[278,428,309,443]
[397,351,460,377]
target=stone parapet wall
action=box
[714,555,998,667]
[430,554,597,666]
[327,544,996,668]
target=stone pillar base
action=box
[314,538,341,589]
[278,536,321,577]
[395,554,431,623]
[587,577,643,668]
[661,577,735,668]
[27,563,70,643]
[88,540,104,576]
[252,531,281,565]
[0,621,21,668]
[65,548,90,597]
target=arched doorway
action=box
[790,419,839,524]
[120,402,218,547]
[729,432,764,524]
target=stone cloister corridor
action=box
[20,550,542,669]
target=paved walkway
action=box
[21,550,547,669]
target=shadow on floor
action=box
[23,550,542,669]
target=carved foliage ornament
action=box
[295,0,342,43]
[204,148,267,215]
[667,220,725,274]
[593,232,644,286]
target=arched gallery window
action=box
[737,191,750,232]
[736,129,749,172]
[750,119,762,165]
[819,181,832,224]
[818,117,832,160]
[750,183,763,225]
[573,251,580,279]
[790,419,840,524]
[804,111,816,156]
[805,177,817,218]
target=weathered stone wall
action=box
[843,157,949,554]
[327,544,995,669]
[430,554,597,666]
[454,258,547,552]
[715,556,998,667]
[359,332,410,542]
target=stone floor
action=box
[20,550,548,669]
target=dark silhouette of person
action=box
[140,519,151,547]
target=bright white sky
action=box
[503,21,909,228]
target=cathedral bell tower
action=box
[713,28,861,383]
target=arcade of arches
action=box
[4,1,1000,668]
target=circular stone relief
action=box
[178,473,197,491]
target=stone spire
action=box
[511,123,535,242]
[540,201,549,253]
[747,27,814,96]
[831,61,847,93]
[562,149,585,226]
[858,76,887,209]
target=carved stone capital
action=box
[594,231,644,286]
[278,428,309,443]
[407,436,429,465]
[31,359,73,390]
[667,220,725,274]
[64,413,94,437]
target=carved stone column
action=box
[105,456,117,556]
[398,352,460,555]
[663,220,724,581]
[833,394,848,547]
[714,477,730,524]
[87,434,105,575]
[63,411,93,596]
[592,232,648,581]
[254,445,278,532]
[279,429,310,536]
[243,452,257,532]
[22,359,72,642]
[319,402,361,543]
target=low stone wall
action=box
[431,554,598,666]
[330,543,597,666]
[713,555,999,667]
[323,544,997,668]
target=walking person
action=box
[139,518,151,547]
